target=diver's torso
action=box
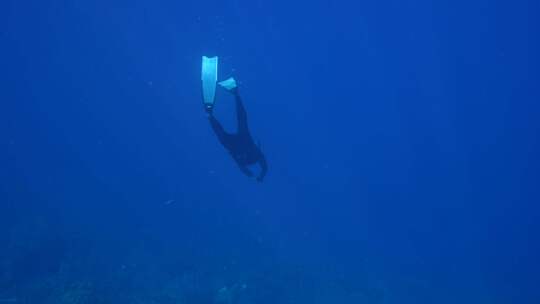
[226,135,260,165]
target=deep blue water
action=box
[1,1,539,303]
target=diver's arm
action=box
[256,154,268,182]
[238,164,254,178]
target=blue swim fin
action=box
[201,56,219,110]
[218,77,237,91]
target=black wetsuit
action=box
[207,89,268,182]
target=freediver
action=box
[205,81,268,182]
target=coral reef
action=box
[2,215,390,304]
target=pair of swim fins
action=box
[201,56,237,110]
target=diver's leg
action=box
[235,92,250,135]
[208,115,230,146]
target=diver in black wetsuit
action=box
[206,87,268,182]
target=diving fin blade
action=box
[201,56,219,108]
[218,77,237,91]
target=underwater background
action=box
[1,0,539,303]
